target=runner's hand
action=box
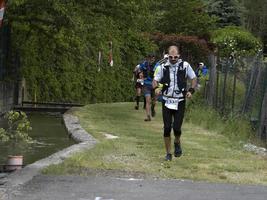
[155,88,162,96]
[186,92,192,99]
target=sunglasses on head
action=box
[168,55,179,60]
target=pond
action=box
[0,112,75,165]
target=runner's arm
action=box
[152,79,158,89]
[153,65,162,89]
[185,63,197,98]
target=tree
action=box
[4,0,156,102]
[211,26,262,57]
[204,0,243,27]
[242,0,267,53]
[156,0,216,37]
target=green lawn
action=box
[43,102,267,185]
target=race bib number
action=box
[165,98,179,110]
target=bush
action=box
[212,26,262,57]
[0,111,32,142]
[150,32,212,67]
[0,128,9,142]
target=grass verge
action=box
[43,102,267,185]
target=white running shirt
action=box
[154,59,196,99]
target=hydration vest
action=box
[141,61,154,80]
[159,61,187,96]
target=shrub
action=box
[212,26,262,57]
[150,32,213,67]
[0,111,32,142]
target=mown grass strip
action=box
[43,102,267,185]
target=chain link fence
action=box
[204,53,267,145]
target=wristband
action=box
[188,88,195,94]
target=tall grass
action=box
[185,97,252,143]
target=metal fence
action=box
[204,53,267,144]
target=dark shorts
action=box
[135,82,143,89]
[143,85,154,97]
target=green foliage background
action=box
[212,26,262,57]
[0,111,32,142]
[2,0,264,104]
[6,0,156,103]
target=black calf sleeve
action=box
[136,96,140,106]
[162,100,186,138]
[173,130,181,137]
[164,127,171,137]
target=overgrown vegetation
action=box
[0,111,32,142]
[1,0,216,103]
[186,101,252,142]
[186,71,267,146]
[1,0,264,104]
[3,0,157,102]
[0,0,266,104]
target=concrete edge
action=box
[0,109,97,200]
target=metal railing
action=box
[204,53,267,144]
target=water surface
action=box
[0,112,75,165]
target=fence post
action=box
[231,67,237,111]
[242,57,260,114]
[207,53,217,107]
[258,88,267,142]
[230,56,237,112]
[221,62,229,114]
